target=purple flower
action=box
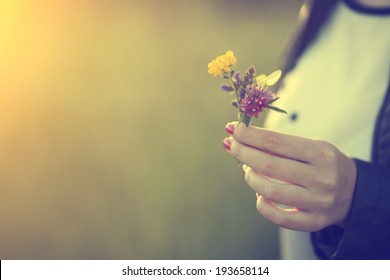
[241,96,268,119]
[239,89,246,99]
[245,84,275,100]
[234,72,242,87]
[248,66,255,77]
[221,84,234,92]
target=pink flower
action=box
[241,96,268,119]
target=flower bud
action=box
[231,100,238,108]
[221,85,234,92]
[248,66,255,77]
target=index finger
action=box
[227,122,320,163]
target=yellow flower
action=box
[208,50,237,76]
[208,60,222,76]
[225,50,237,66]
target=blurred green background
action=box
[0,0,302,259]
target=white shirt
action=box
[264,1,390,259]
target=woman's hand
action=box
[223,122,357,232]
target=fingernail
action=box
[223,138,231,151]
[225,123,235,135]
[242,164,248,172]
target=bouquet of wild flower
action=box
[208,50,286,126]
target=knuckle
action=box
[314,139,330,150]
[262,184,280,202]
[314,140,338,164]
[256,201,290,228]
[311,167,338,190]
[326,176,338,189]
[318,173,338,190]
[273,214,292,229]
[260,158,278,176]
[246,171,274,199]
[263,131,283,151]
[318,195,336,210]
[284,194,300,208]
[233,124,248,141]
[230,141,242,158]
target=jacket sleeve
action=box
[311,159,390,259]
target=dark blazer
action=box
[283,0,390,259]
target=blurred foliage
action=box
[0,0,302,259]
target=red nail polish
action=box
[223,138,231,150]
[225,124,235,135]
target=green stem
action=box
[227,71,240,106]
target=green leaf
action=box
[267,97,280,105]
[267,105,287,114]
[237,112,252,127]
[243,114,252,127]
